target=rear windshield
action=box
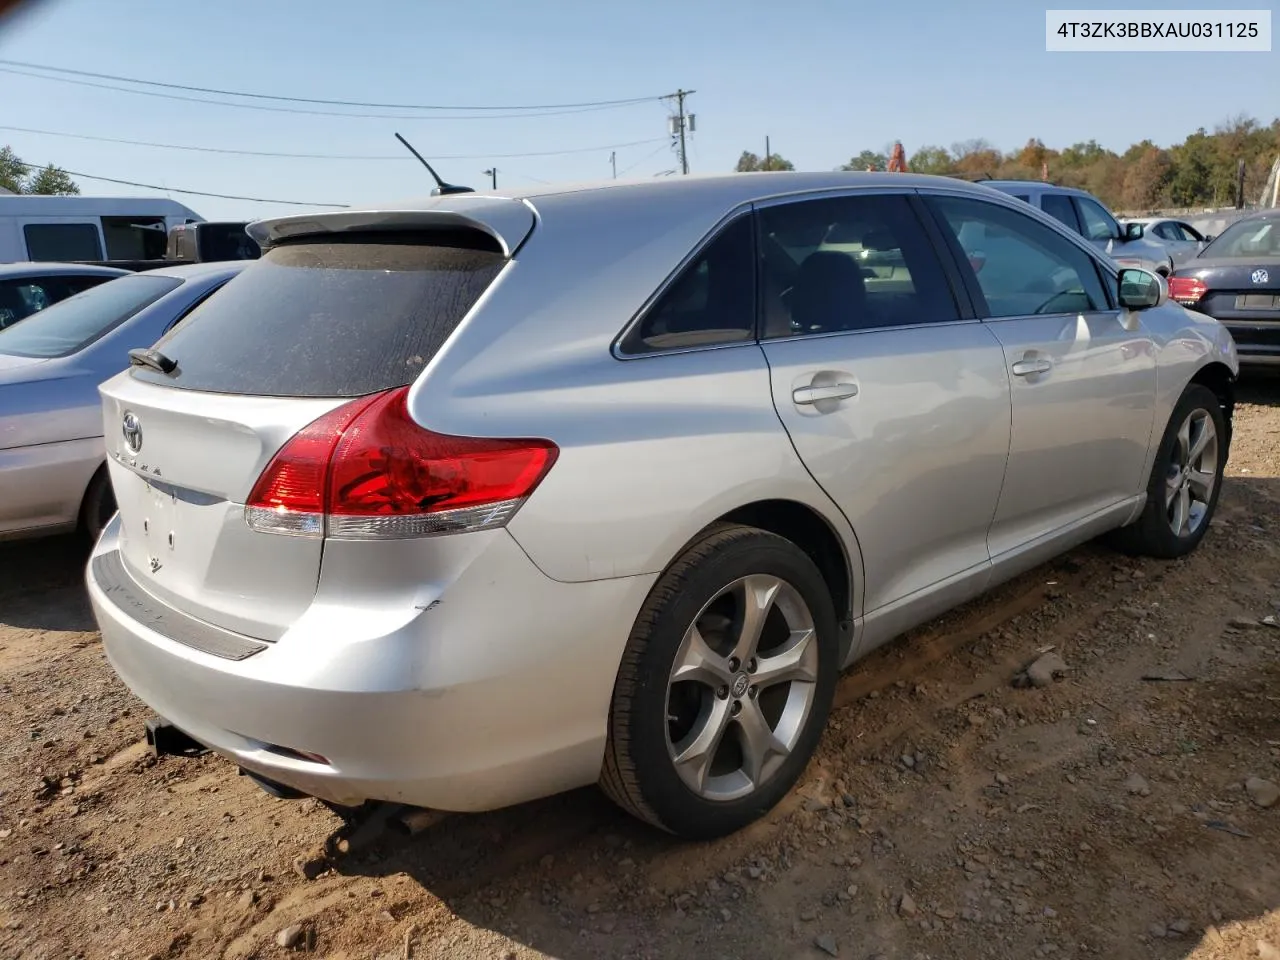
[0,274,181,359]
[130,239,505,397]
[1199,217,1280,259]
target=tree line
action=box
[0,146,80,196]
[738,115,1280,211]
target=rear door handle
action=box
[1010,358,1052,377]
[792,383,859,405]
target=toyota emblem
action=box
[1252,268,1270,284]
[121,411,143,454]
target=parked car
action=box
[0,261,246,542]
[983,181,1175,275]
[0,262,128,330]
[1168,208,1280,367]
[86,173,1237,839]
[1121,217,1210,266]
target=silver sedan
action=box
[85,174,1237,839]
[0,261,245,541]
[1122,217,1209,266]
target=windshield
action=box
[0,274,182,359]
[1200,218,1280,259]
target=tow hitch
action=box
[144,715,209,758]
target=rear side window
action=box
[757,193,959,338]
[24,223,104,261]
[131,238,505,397]
[619,215,755,355]
[1040,194,1080,233]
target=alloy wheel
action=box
[664,574,819,802]
[1165,408,1218,538]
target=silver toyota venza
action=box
[87,173,1238,839]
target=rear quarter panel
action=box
[403,189,861,591]
[1136,303,1239,485]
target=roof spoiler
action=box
[247,197,536,258]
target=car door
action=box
[924,193,1157,558]
[757,191,1011,632]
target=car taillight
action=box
[1167,276,1207,304]
[244,386,557,540]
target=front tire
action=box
[600,524,839,839]
[1111,383,1226,558]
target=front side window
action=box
[23,223,104,261]
[757,193,959,338]
[929,196,1109,319]
[1040,193,1080,233]
[1076,196,1119,242]
[620,215,755,354]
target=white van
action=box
[0,196,204,263]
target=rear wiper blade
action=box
[128,348,177,374]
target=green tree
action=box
[24,164,79,196]
[735,150,793,172]
[907,145,953,175]
[841,149,888,171]
[0,146,25,193]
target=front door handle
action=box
[1010,358,1052,377]
[793,382,859,405]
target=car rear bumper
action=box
[87,515,655,812]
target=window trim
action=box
[612,205,758,360]
[918,189,1120,321]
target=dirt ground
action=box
[1,382,1278,960]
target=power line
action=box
[0,59,661,112]
[0,125,669,162]
[0,66,652,121]
[12,160,347,208]
[617,142,671,177]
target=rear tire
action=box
[1109,383,1225,559]
[600,524,838,839]
[79,467,117,544]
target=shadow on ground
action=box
[0,533,93,632]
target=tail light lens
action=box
[245,386,557,540]
[1167,276,1207,304]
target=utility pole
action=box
[663,89,695,175]
[483,167,497,189]
[610,151,617,179]
[765,136,771,172]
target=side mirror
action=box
[1202,234,1215,243]
[1124,222,1144,241]
[1118,268,1168,312]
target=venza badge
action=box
[1252,268,1270,285]
[121,411,143,454]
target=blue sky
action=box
[0,0,1275,221]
